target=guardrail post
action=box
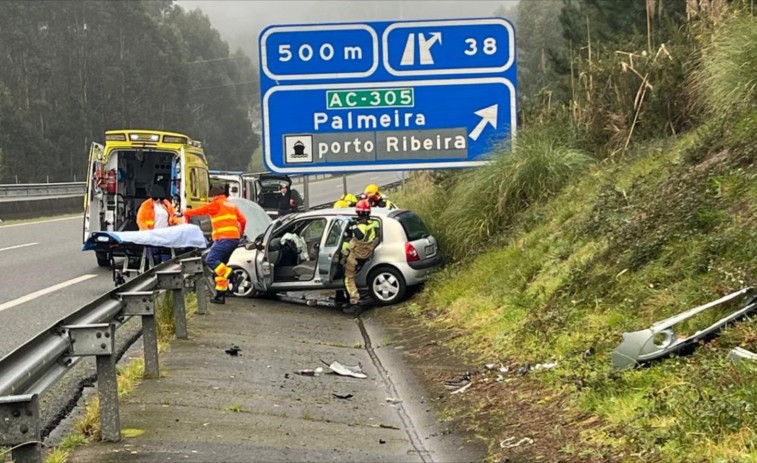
[304,175,310,211]
[180,257,207,315]
[0,394,41,463]
[156,270,187,339]
[64,323,121,442]
[119,291,159,378]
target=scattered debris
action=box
[583,346,596,358]
[385,397,403,405]
[379,439,386,444]
[450,382,472,395]
[533,362,557,371]
[727,347,757,362]
[500,437,534,449]
[332,392,354,400]
[295,367,323,377]
[380,424,400,430]
[444,371,477,389]
[306,299,317,307]
[224,345,241,356]
[612,287,756,369]
[516,364,531,376]
[499,366,510,373]
[325,360,367,379]
[284,373,290,379]
[484,363,497,371]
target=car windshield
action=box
[396,211,430,241]
[230,198,272,238]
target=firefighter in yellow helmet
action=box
[333,193,359,209]
[360,184,397,209]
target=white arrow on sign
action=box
[400,32,442,66]
[468,104,498,141]
[418,32,442,65]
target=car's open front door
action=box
[318,217,350,286]
[253,223,276,292]
[82,142,105,243]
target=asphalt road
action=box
[292,171,407,207]
[0,172,402,359]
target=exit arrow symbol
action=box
[418,32,442,65]
[468,104,498,141]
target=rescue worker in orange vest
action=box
[183,186,247,304]
[136,184,178,231]
[136,183,179,263]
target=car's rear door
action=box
[82,142,105,243]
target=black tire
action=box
[368,266,407,306]
[96,252,110,267]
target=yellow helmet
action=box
[343,193,358,205]
[364,184,379,196]
[333,199,349,209]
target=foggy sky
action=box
[175,0,517,61]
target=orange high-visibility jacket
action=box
[183,195,246,240]
[136,199,178,231]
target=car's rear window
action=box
[397,212,430,241]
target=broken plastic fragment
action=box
[328,360,367,379]
[386,397,403,405]
[612,288,755,369]
[533,362,557,371]
[500,437,534,448]
[450,382,472,395]
[727,347,757,362]
[332,392,354,399]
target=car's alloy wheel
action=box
[369,267,407,305]
[230,267,254,297]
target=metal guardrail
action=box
[0,182,85,198]
[0,178,402,462]
[0,252,208,463]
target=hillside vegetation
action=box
[397,8,757,463]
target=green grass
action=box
[401,93,757,460]
[692,15,757,120]
[225,403,244,413]
[393,123,593,262]
[44,291,199,462]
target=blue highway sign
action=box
[259,18,517,174]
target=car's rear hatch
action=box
[393,211,441,268]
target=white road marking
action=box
[0,242,38,252]
[0,274,97,313]
[0,216,78,228]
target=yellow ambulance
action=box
[83,130,210,266]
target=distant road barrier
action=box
[0,252,206,463]
[0,182,85,198]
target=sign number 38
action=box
[464,37,497,56]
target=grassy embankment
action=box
[43,292,198,463]
[395,15,757,462]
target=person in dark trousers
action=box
[183,186,246,304]
[277,184,295,217]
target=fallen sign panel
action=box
[612,287,756,370]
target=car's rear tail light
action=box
[405,242,419,262]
